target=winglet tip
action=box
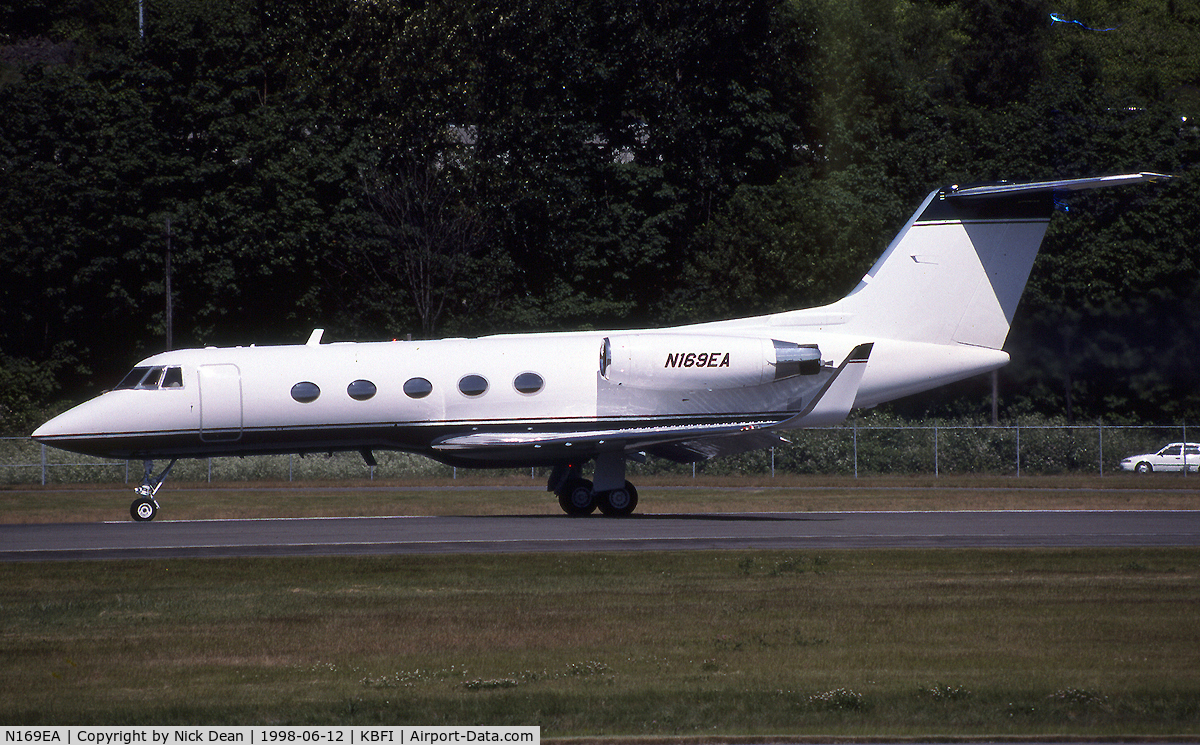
[848,342,874,362]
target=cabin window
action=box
[162,366,184,388]
[403,377,433,399]
[291,381,321,403]
[347,379,377,401]
[458,374,488,397]
[513,372,544,395]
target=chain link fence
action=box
[4,422,1194,486]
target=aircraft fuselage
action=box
[31,172,1172,518]
[37,326,951,467]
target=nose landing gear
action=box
[131,459,177,521]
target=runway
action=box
[3,509,1199,561]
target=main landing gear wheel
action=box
[557,477,597,516]
[597,481,639,517]
[131,497,158,522]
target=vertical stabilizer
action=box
[811,173,1170,350]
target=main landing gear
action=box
[131,459,177,521]
[548,455,639,517]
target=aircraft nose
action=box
[32,411,70,441]
[31,399,112,457]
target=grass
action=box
[2,549,1199,735]
[3,472,1200,523]
[4,476,1199,734]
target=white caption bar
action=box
[1,728,539,745]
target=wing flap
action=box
[646,430,790,463]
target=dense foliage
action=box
[2,0,1198,433]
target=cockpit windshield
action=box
[115,366,184,390]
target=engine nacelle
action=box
[600,334,820,391]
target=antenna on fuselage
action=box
[306,329,325,346]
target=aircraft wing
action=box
[431,418,789,455]
[643,428,791,463]
[432,343,873,463]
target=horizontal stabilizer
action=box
[947,172,1171,198]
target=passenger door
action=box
[199,364,243,442]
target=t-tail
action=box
[757,172,1171,408]
[779,173,1171,349]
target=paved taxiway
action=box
[3,510,1199,561]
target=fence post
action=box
[934,425,939,478]
[1016,426,1021,478]
[853,422,858,478]
[1098,422,1103,477]
[770,447,775,478]
[41,444,47,486]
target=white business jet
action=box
[33,172,1170,520]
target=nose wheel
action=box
[131,495,158,521]
[131,459,177,521]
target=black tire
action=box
[557,477,596,516]
[1135,462,1153,474]
[597,481,639,517]
[131,497,157,521]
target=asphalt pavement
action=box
[3,509,1199,561]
